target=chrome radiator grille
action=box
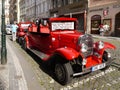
[78,34,93,57]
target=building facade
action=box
[5,0,10,24]
[50,0,120,36]
[0,0,10,25]
[9,0,20,23]
[0,0,2,27]
[25,0,50,21]
[9,0,17,23]
[9,0,120,36]
[88,0,120,36]
[50,0,87,33]
[19,0,26,22]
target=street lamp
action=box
[1,0,7,64]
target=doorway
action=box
[115,12,120,37]
[91,15,101,34]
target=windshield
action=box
[20,24,30,28]
[51,21,75,31]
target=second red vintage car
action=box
[17,22,31,44]
[22,17,116,85]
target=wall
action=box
[87,1,120,36]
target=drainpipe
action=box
[84,0,88,34]
[35,0,36,20]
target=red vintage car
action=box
[17,22,31,44]
[22,17,116,85]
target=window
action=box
[72,0,80,3]
[53,0,57,8]
[64,0,69,5]
[61,0,65,6]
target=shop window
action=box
[103,19,111,36]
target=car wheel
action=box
[19,37,24,45]
[55,62,73,85]
[18,37,21,44]
[22,40,27,51]
[101,51,110,70]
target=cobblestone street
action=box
[0,76,5,90]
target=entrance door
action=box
[115,12,120,37]
[91,15,101,34]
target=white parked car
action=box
[6,25,12,34]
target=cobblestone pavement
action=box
[8,35,120,90]
[0,74,5,90]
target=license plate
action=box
[91,63,106,71]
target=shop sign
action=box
[103,9,108,16]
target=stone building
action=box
[88,0,120,36]
[50,0,87,33]
[19,0,26,21]
[25,0,50,21]
[9,0,20,23]
[0,0,10,25]
[5,0,10,24]
[50,0,120,36]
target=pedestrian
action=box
[11,22,18,41]
[99,23,104,36]
[103,22,110,32]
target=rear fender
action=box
[54,47,80,61]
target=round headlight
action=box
[98,41,104,49]
[81,43,88,53]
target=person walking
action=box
[11,22,18,41]
[103,23,110,32]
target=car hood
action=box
[52,31,83,49]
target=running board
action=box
[28,48,49,60]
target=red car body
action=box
[23,17,116,85]
[17,22,31,44]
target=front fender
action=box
[54,47,80,60]
[104,42,116,50]
[95,41,116,55]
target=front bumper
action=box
[72,58,115,77]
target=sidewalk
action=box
[0,35,28,90]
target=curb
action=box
[6,40,28,90]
